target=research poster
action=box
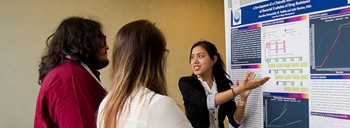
[224,0,350,127]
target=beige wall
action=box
[0,0,225,127]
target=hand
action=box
[240,71,270,92]
[236,80,251,100]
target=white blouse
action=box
[198,76,219,128]
[97,86,192,128]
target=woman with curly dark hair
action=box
[34,16,109,128]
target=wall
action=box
[0,0,225,127]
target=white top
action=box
[198,76,219,128]
[97,86,192,128]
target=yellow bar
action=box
[284,75,291,79]
[292,75,299,79]
[300,88,308,92]
[292,63,299,67]
[292,87,300,92]
[276,63,283,68]
[300,62,308,67]
[276,75,284,80]
[284,63,291,67]
[284,87,291,91]
[269,64,275,68]
[300,75,309,79]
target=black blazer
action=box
[178,75,240,128]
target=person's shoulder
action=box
[40,60,86,89]
[98,94,110,113]
[47,59,74,71]
[179,75,196,81]
[50,60,86,76]
[153,94,172,101]
[57,59,84,71]
[149,94,177,108]
[141,87,177,108]
[180,76,191,79]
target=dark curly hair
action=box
[38,16,106,85]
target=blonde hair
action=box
[99,20,168,128]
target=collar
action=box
[65,55,100,80]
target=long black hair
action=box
[38,16,106,84]
[190,40,232,85]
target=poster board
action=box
[224,0,350,127]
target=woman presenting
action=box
[178,40,270,128]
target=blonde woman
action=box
[97,20,192,128]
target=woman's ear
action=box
[213,55,217,64]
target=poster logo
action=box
[232,9,242,26]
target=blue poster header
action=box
[233,0,349,27]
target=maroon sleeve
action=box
[53,74,102,128]
[35,72,104,128]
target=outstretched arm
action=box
[214,71,270,106]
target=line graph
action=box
[264,94,309,128]
[315,23,350,68]
[310,12,350,74]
